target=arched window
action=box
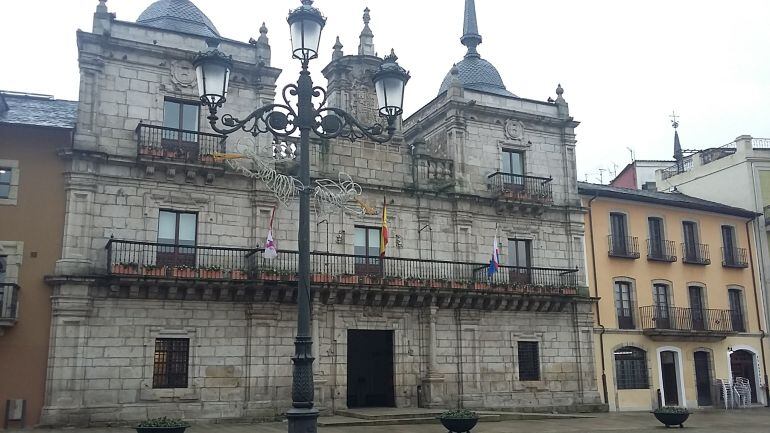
[615,346,649,389]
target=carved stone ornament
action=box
[504,118,525,141]
[170,59,196,88]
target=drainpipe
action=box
[745,218,770,406]
[587,193,609,404]
[456,308,464,409]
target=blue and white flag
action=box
[488,235,500,278]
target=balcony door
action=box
[614,281,634,329]
[728,288,746,332]
[648,217,665,258]
[508,238,532,284]
[688,286,705,330]
[683,221,699,261]
[354,226,381,276]
[653,283,672,329]
[610,213,629,255]
[722,225,736,264]
[163,99,200,160]
[501,149,524,189]
[157,210,197,268]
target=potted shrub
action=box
[281,271,298,282]
[135,417,189,433]
[172,266,197,279]
[113,262,139,275]
[405,277,423,288]
[142,264,166,277]
[231,269,248,280]
[471,281,489,290]
[260,269,280,281]
[450,280,467,289]
[311,273,333,284]
[385,276,404,287]
[437,409,479,433]
[652,406,690,428]
[199,266,223,279]
[336,274,358,285]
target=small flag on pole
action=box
[487,235,500,278]
[380,197,388,258]
[263,206,278,259]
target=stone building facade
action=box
[41,0,603,426]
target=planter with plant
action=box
[337,274,358,285]
[172,266,197,279]
[652,406,690,428]
[142,264,166,277]
[311,273,333,284]
[113,262,139,275]
[230,269,248,280]
[135,417,189,433]
[437,409,479,433]
[385,276,404,287]
[199,266,223,279]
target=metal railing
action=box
[106,239,579,294]
[682,243,711,265]
[488,172,553,204]
[647,239,677,262]
[135,123,226,166]
[0,283,20,321]
[639,305,736,333]
[607,235,640,259]
[722,247,749,268]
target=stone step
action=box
[334,409,445,420]
[318,414,502,427]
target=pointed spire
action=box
[461,0,482,58]
[358,7,375,56]
[672,112,684,172]
[332,36,344,60]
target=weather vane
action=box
[670,110,680,129]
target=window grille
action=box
[615,346,649,389]
[153,338,189,388]
[518,341,540,381]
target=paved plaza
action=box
[30,408,770,433]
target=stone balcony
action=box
[104,239,582,310]
[134,122,227,178]
[639,305,740,342]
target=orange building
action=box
[0,91,75,427]
[580,182,768,411]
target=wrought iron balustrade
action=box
[106,239,579,294]
[639,305,735,333]
[135,122,226,166]
[487,172,553,204]
[722,247,749,268]
[0,283,20,323]
[682,243,711,265]
[607,235,640,259]
[646,239,677,262]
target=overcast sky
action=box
[3,0,770,182]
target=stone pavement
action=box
[30,408,770,433]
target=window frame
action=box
[648,216,665,257]
[728,288,746,332]
[163,98,200,133]
[152,337,190,389]
[507,238,532,268]
[682,220,700,259]
[501,148,525,176]
[517,340,541,381]
[0,160,20,206]
[614,280,635,329]
[610,212,629,253]
[614,346,649,390]
[0,168,11,199]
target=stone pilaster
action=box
[421,306,445,407]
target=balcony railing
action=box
[681,243,711,265]
[136,123,226,166]
[488,172,553,204]
[0,283,20,325]
[646,239,677,262]
[607,235,640,259]
[639,305,736,333]
[722,247,749,268]
[106,239,579,295]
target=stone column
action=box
[421,306,445,407]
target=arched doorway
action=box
[730,350,757,403]
[694,351,713,406]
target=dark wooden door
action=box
[661,351,679,406]
[683,221,698,260]
[722,225,736,264]
[653,284,671,329]
[689,286,705,330]
[347,330,395,408]
[610,213,628,254]
[157,211,197,268]
[731,350,757,403]
[648,217,664,258]
[694,351,713,406]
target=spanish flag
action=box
[380,197,388,258]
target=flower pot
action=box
[385,277,404,287]
[406,279,423,288]
[199,270,223,279]
[172,268,196,278]
[311,273,333,284]
[471,282,489,290]
[231,270,248,280]
[337,275,358,285]
[450,281,466,289]
[135,427,189,433]
[438,417,478,433]
[200,154,214,165]
[142,266,166,277]
[261,273,280,281]
[282,274,298,282]
[113,264,139,275]
[653,411,689,428]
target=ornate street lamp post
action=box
[193,1,409,432]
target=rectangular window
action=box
[157,210,198,268]
[610,212,629,254]
[653,283,671,329]
[0,256,5,282]
[722,225,737,264]
[518,341,540,381]
[729,289,745,332]
[689,286,706,330]
[162,99,200,158]
[354,226,381,275]
[683,221,699,259]
[648,217,664,257]
[152,338,190,388]
[501,149,524,187]
[0,168,11,199]
[508,239,532,284]
[614,281,634,329]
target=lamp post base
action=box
[287,407,319,433]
